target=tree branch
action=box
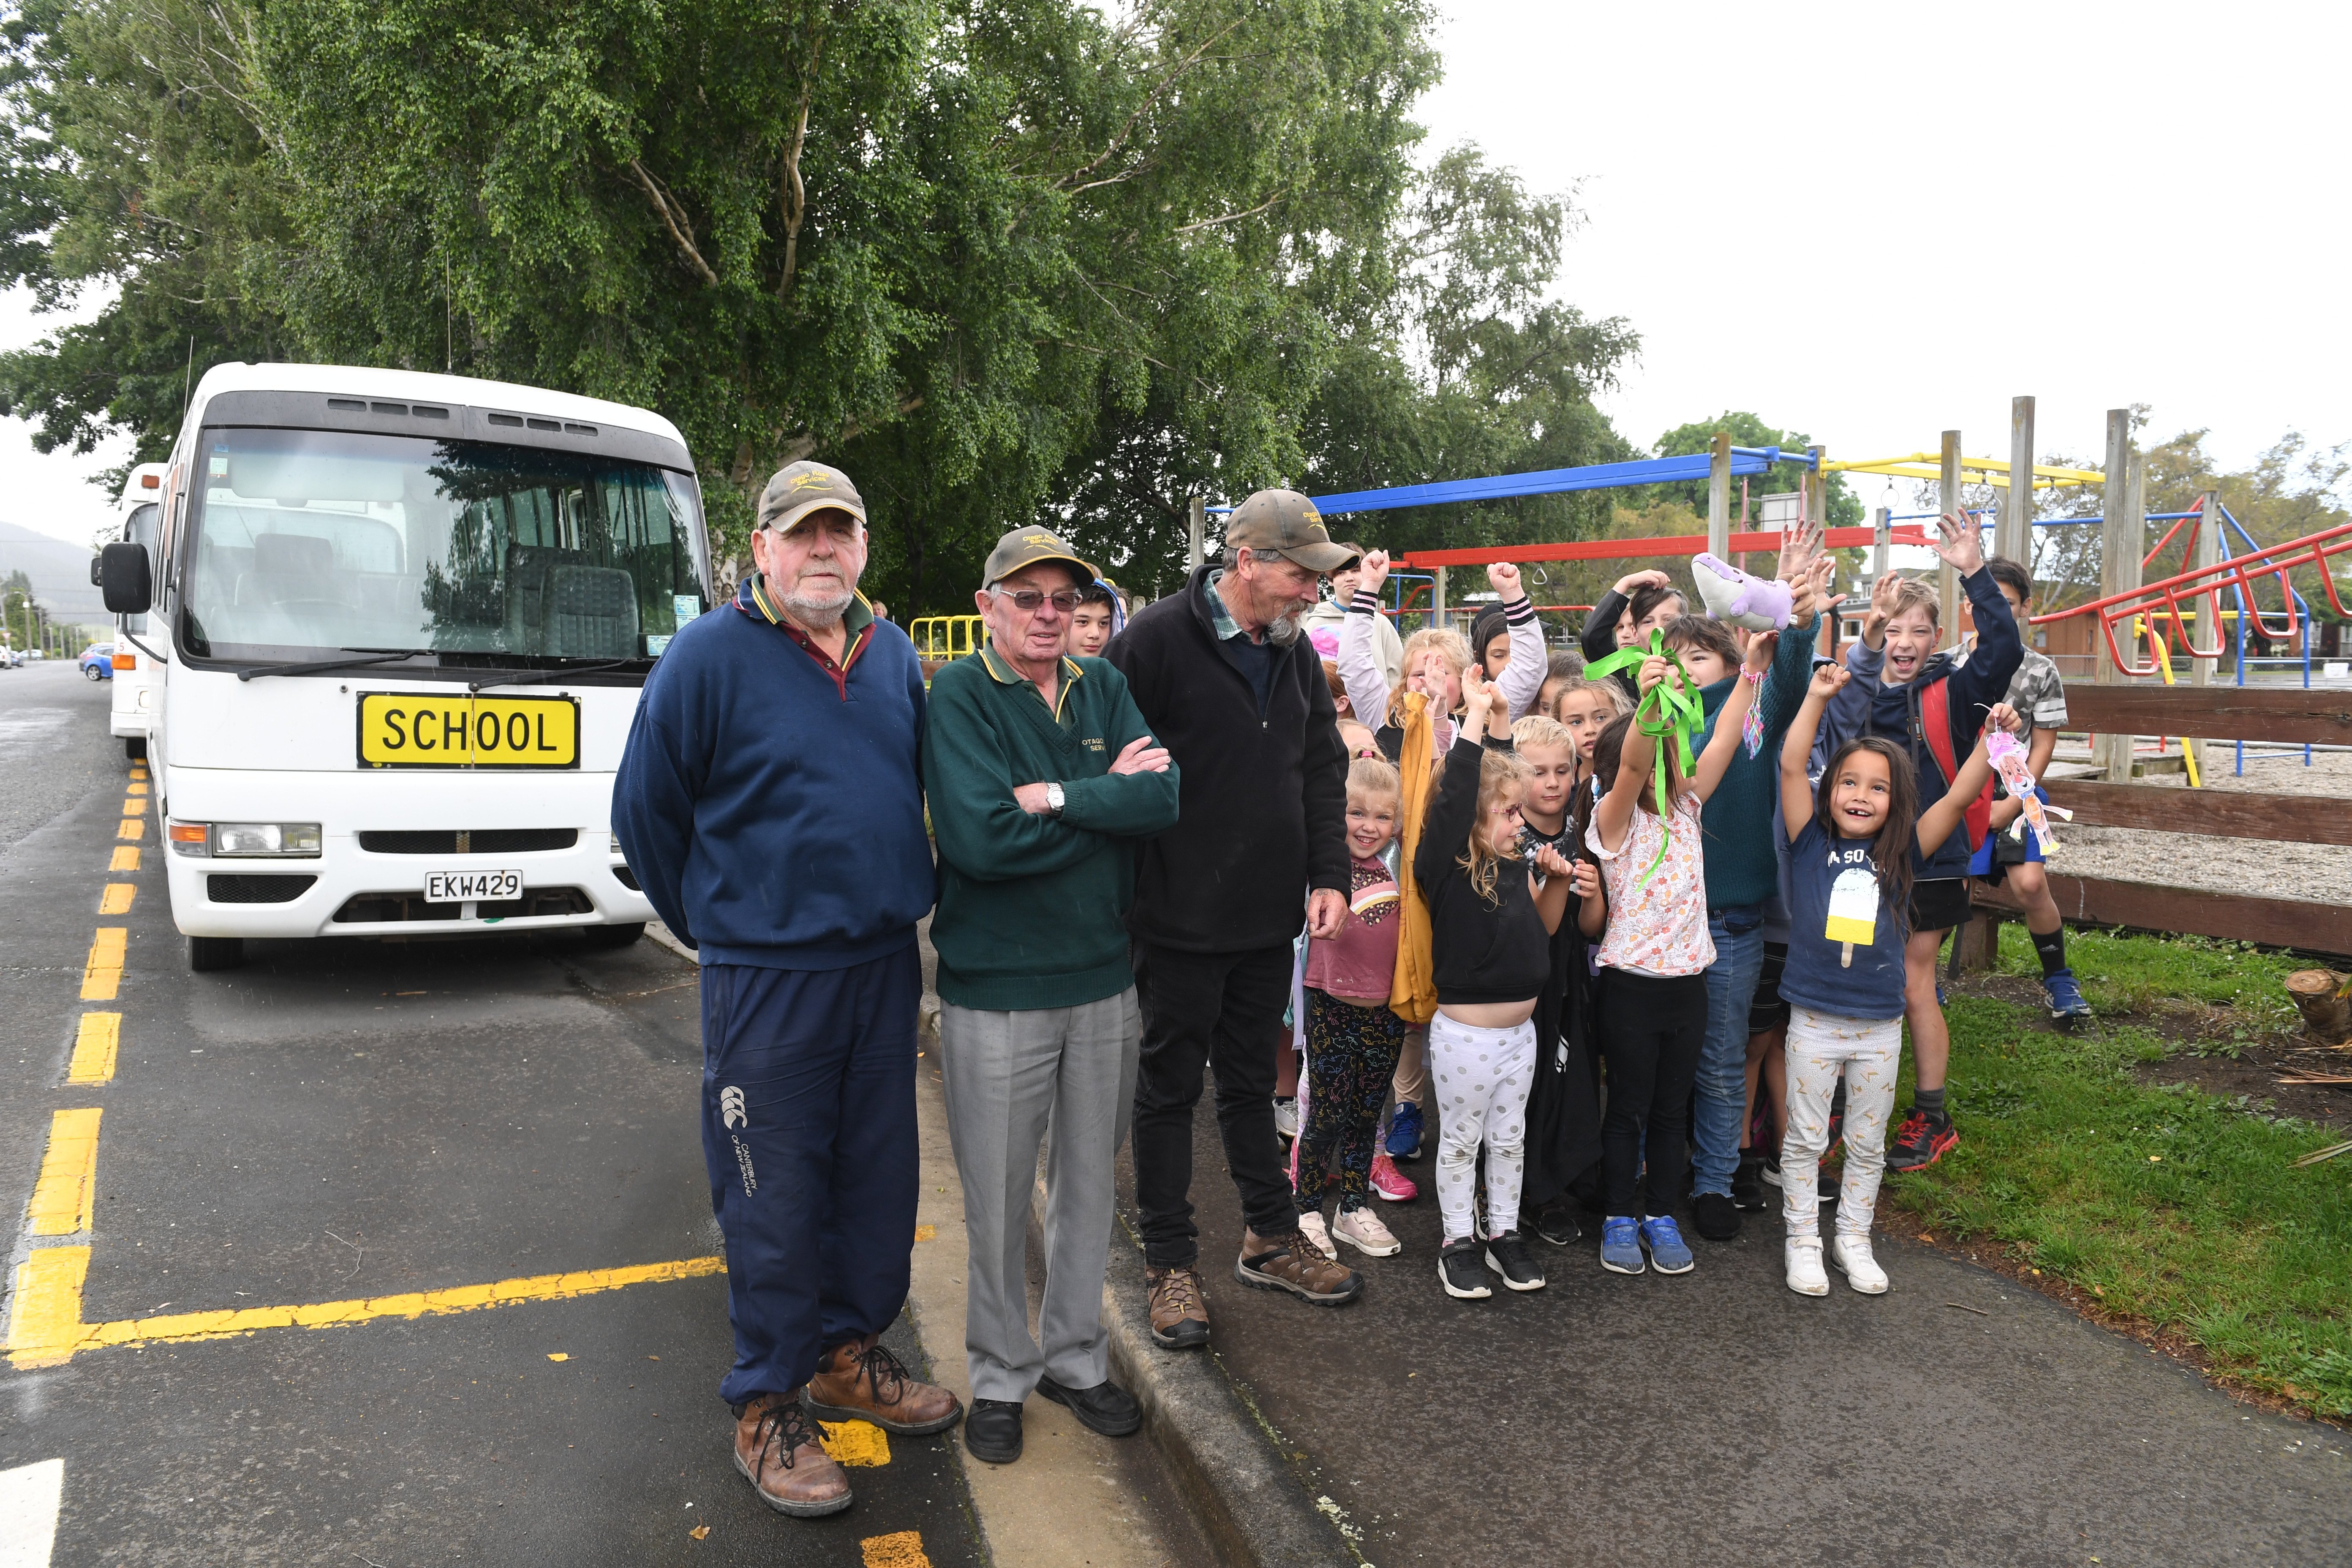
[776,19,826,299]
[628,160,717,286]
[1055,18,1241,191]
[1171,189,1285,235]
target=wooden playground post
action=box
[1707,433,1732,558]
[1938,430,1963,647]
[2002,395,2036,564]
[2094,409,2140,780]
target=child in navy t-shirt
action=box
[1774,664,2003,1300]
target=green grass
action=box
[1883,927,2352,1419]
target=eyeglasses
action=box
[990,587,1083,614]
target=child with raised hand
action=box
[1777,664,2004,1296]
[1581,569,1688,698]
[1417,667,1578,1299]
[1584,629,1776,1277]
[1294,756,1413,1259]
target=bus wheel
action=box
[188,935,245,972]
[125,737,147,761]
[581,922,645,950]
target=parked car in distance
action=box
[80,643,116,680]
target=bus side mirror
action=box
[100,542,152,614]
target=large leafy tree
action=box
[1,0,1641,613]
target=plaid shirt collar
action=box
[1201,569,1255,645]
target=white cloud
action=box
[0,283,135,547]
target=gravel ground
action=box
[2042,744,2351,905]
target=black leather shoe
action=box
[1035,1375,1143,1438]
[1693,1191,1742,1241]
[964,1398,1024,1465]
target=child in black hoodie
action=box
[1416,668,1578,1301]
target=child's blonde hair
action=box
[1458,748,1530,902]
[1556,675,1634,720]
[1886,575,1941,627]
[1346,754,1401,805]
[1386,627,1472,725]
[1511,714,1576,755]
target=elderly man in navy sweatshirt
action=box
[613,460,960,1524]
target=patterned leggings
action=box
[1296,990,1407,1214]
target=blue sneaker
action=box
[1600,1216,1645,1275]
[1641,1215,1695,1274]
[1386,1100,1424,1162]
[2043,968,2092,1023]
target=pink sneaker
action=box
[1369,1148,1417,1203]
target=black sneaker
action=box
[1759,1148,1783,1189]
[1887,1110,1958,1173]
[1437,1238,1494,1299]
[1529,1200,1581,1248]
[1731,1156,1766,1212]
[1693,1191,1742,1241]
[1483,1231,1547,1292]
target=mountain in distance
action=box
[0,518,108,626]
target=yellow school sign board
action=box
[356,692,580,768]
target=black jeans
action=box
[1597,969,1709,1218]
[1131,941,1299,1269]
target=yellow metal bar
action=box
[1824,454,2105,486]
[27,1108,102,1236]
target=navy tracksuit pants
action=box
[700,946,920,1406]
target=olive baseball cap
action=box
[757,460,867,535]
[983,525,1097,588]
[1225,489,1352,572]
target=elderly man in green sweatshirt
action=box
[923,525,1181,1468]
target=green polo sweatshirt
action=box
[923,647,1181,1010]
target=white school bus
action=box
[106,462,169,756]
[98,363,712,970]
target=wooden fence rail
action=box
[2062,686,2352,747]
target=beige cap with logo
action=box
[1225,489,1352,573]
[983,525,1098,588]
[757,460,868,536]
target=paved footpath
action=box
[1132,1083,2352,1567]
[0,662,1181,1567]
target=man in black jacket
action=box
[1108,489,1363,1348]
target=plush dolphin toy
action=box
[1691,552,1795,631]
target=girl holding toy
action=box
[1418,668,1579,1299]
[1582,629,1775,1277]
[1776,663,2005,1296]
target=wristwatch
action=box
[1045,781,1066,817]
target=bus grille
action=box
[359,829,578,854]
[207,874,317,904]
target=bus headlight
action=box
[172,821,324,858]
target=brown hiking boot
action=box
[1236,1226,1364,1305]
[1144,1265,1211,1350]
[733,1391,852,1517]
[803,1334,964,1435]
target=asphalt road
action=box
[1126,1071,2352,1568]
[0,661,983,1567]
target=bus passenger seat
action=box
[544,565,640,659]
[238,533,343,608]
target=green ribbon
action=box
[1584,629,1705,892]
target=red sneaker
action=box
[1887,1110,1958,1173]
[1369,1148,1417,1203]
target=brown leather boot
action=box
[1144,1265,1210,1350]
[803,1335,964,1435]
[732,1391,852,1517]
[1236,1226,1363,1305]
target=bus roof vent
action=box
[564,422,597,436]
[486,412,524,427]
[327,397,365,411]
[370,402,408,415]
[526,417,561,431]
[412,405,450,419]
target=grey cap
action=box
[756,460,867,535]
[1225,489,1352,573]
[983,525,1097,588]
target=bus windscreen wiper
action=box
[466,657,653,693]
[235,649,433,683]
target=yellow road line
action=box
[120,799,142,817]
[68,1014,120,1086]
[27,1109,102,1236]
[114,819,142,841]
[819,1422,892,1467]
[5,1255,726,1368]
[109,847,140,872]
[860,1532,931,1568]
[3,1248,91,1368]
[81,928,125,1001]
[98,884,134,915]
[126,781,147,796]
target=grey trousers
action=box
[938,988,1140,1404]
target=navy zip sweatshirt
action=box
[611,577,936,968]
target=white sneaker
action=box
[1296,1209,1338,1260]
[1273,1097,1299,1142]
[1332,1206,1401,1257]
[1785,1238,1829,1296]
[1831,1234,1889,1294]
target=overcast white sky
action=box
[3,0,2344,544]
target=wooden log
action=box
[2284,970,2352,1046]
[1971,874,2352,957]
[2061,684,2352,746]
[2039,780,2352,846]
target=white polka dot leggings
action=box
[1426,1012,1539,1244]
